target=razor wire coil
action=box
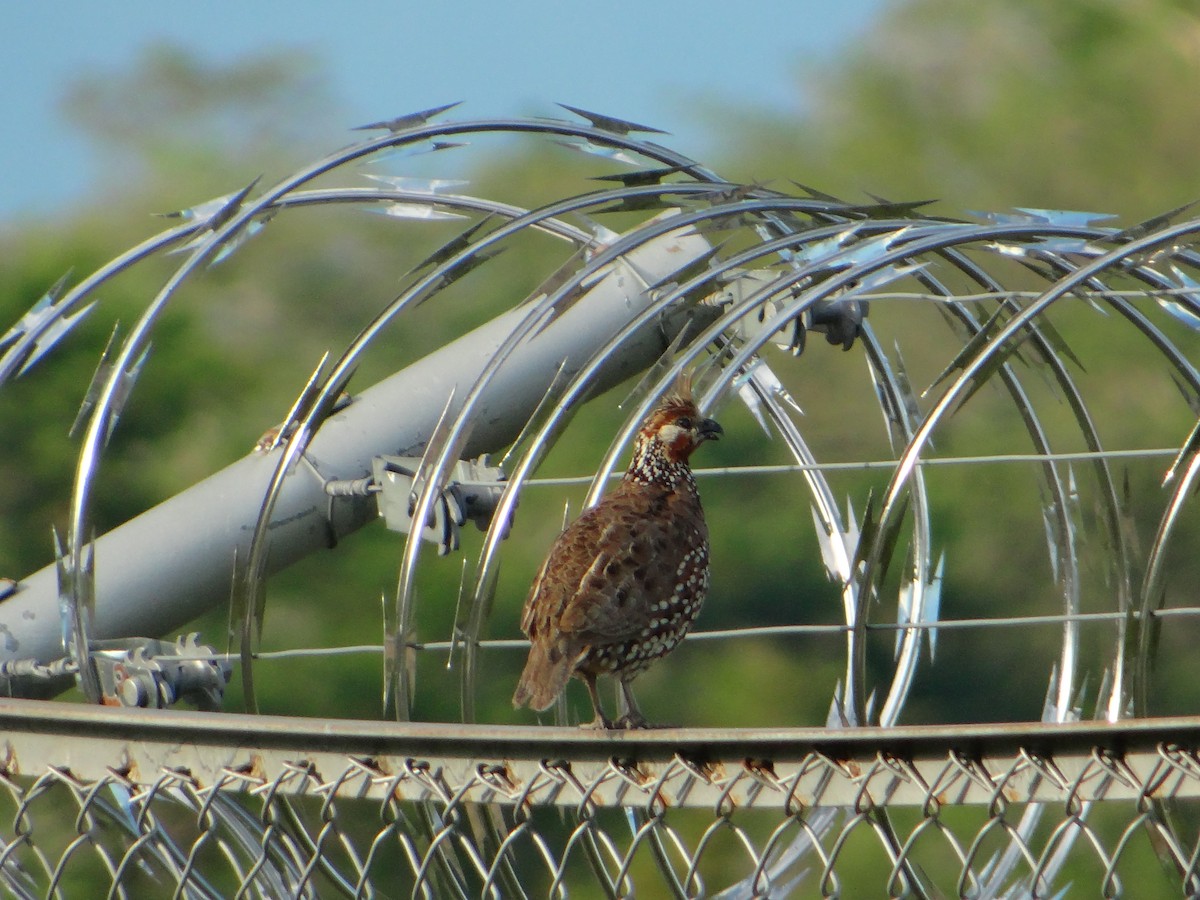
[3,105,1200,896]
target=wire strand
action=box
[161,605,1200,665]
[466,446,1179,488]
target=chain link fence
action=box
[4,702,1200,898]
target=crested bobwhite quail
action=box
[512,374,721,728]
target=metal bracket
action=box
[91,633,232,710]
[370,455,508,555]
[716,268,868,355]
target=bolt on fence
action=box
[2,104,1200,896]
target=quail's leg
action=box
[581,672,614,729]
[616,679,649,729]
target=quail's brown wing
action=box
[557,486,704,645]
[519,498,632,641]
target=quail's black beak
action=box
[697,418,723,442]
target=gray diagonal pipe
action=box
[1,227,716,697]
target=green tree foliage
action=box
[60,43,339,204]
[729,0,1200,218]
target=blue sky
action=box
[0,1,891,219]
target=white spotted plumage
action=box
[512,375,722,729]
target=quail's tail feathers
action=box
[512,642,574,711]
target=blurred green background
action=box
[5,2,1200,892]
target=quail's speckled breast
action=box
[512,375,721,729]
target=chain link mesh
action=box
[1,704,1199,897]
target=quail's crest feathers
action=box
[629,375,722,482]
[657,370,695,409]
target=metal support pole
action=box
[0,227,716,697]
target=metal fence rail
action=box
[3,699,1200,897]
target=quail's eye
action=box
[676,416,693,430]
